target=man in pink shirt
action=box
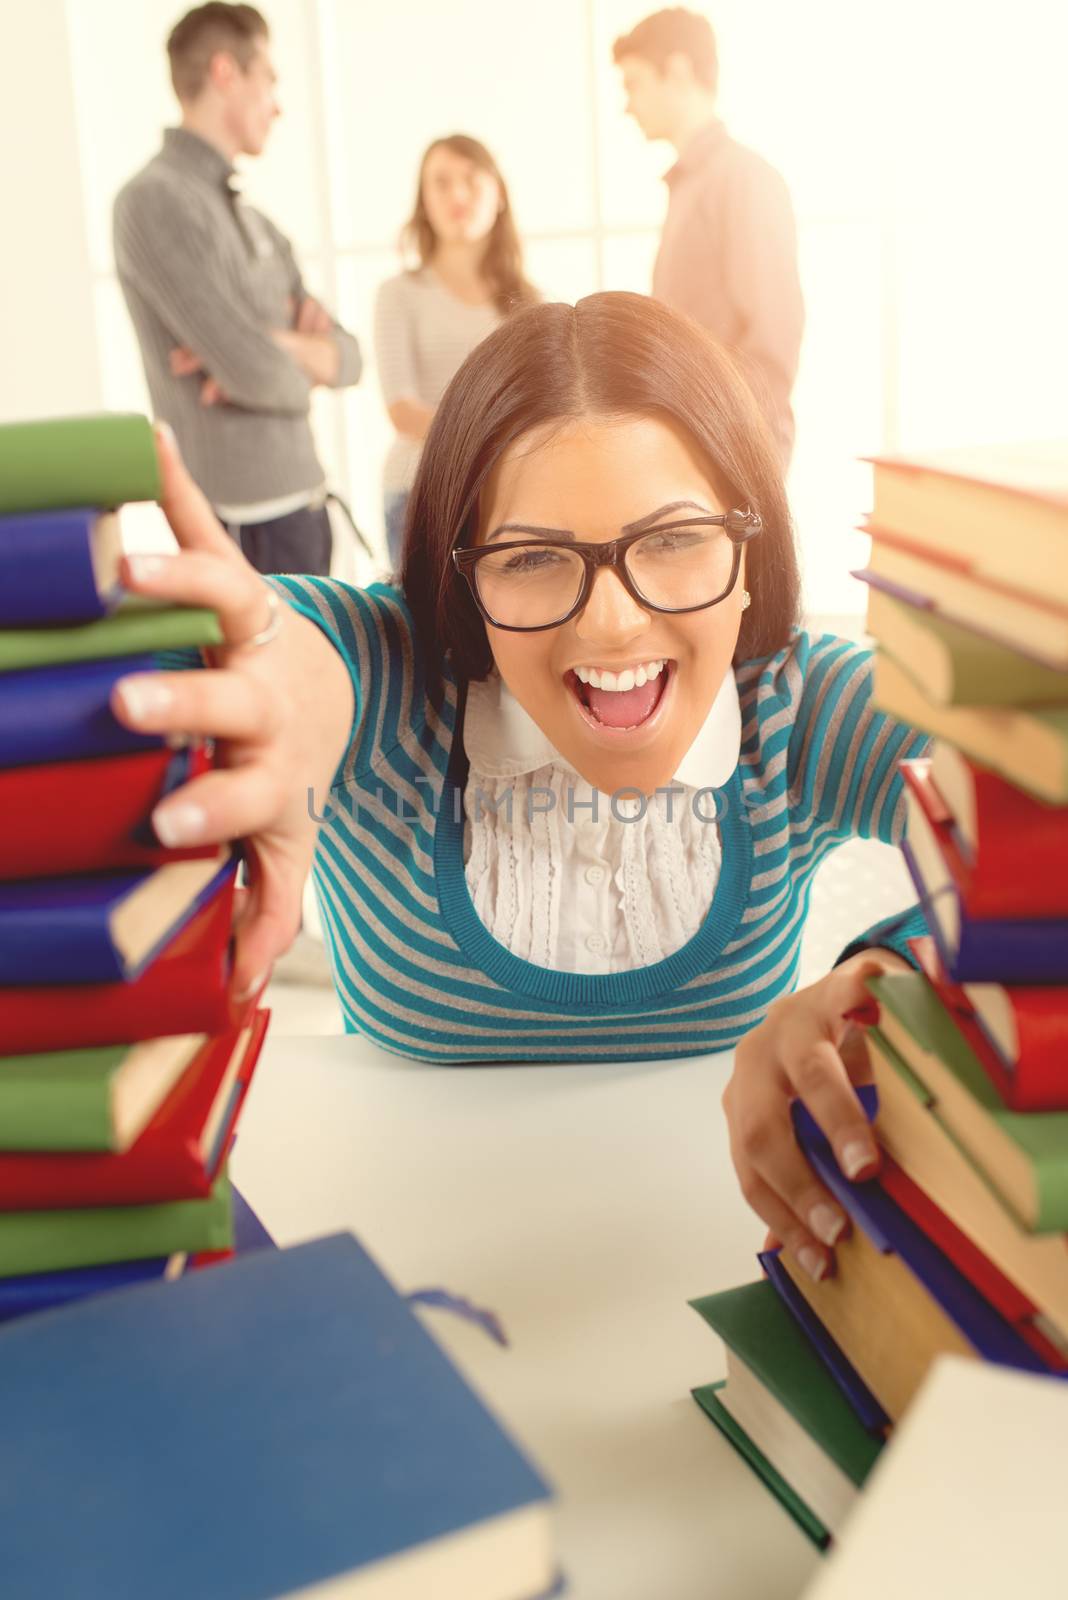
[614,8,804,469]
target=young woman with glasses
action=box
[113,292,927,1285]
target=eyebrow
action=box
[484,500,716,544]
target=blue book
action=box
[0,852,235,985]
[0,1185,274,1326]
[0,655,165,769]
[791,1099,1060,1375]
[0,507,122,625]
[902,837,1068,984]
[758,1248,891,1434]
[0,1232,556,1599]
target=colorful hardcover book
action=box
[690,1278,882,1536]
[759,1248,891,1434]
[859,540,1068,669]
[0,1168,233,1278]
[914,939,1068,1112]
[0,413,160,515]
[919,746,1068,919]
[0,601,221,675]
[872,647,1068,802]
[0,507,123,625]
[0,655,168,770]
[0,1233,556,1600]
[781,1116,1055,1422]
[0,882,238,1054]
[0,746,215,880]
[869,970,1068,1231]
[865,1024,1068,1344]
[899,789,1068,981]
[0,1183,273,1325]
[867,440,1068,605]
[0,851,233,987]
[791,1100,1055,1376]
[0,1032,205,1153]
[0,1013,267,1204]
[692,1383,830,1550]
[866,585,1068,707]
[880,1161,1068,1371]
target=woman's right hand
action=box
[110,424,354,997]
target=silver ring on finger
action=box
[240,585,282,649]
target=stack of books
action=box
[0,412,269,1323]
[690,440,1068,1550]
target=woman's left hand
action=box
[722,951,906,1280]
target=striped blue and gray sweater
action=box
[276,577,928,1063]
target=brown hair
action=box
[167,3,267,102]
[612,7,718,92]
[402,292,800,702]
[402,135,538,318]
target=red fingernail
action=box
[844,1001,880,1027]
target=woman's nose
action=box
[573,567,651,642]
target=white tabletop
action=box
[232,1035,822,1600]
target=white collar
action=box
[463,669,741,790]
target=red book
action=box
[0,877,240,1054]
[926,743,1068,919]
[0,1010,268,1210]
[0,746,216,880]
[910,935,1068,1112]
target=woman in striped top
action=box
[116,291,926,1282]
[374,135,537,568]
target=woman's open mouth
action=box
[565,658,675,736]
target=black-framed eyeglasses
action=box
[451,509,763,632]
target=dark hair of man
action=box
[401,134,538,319]
[612,7,718,92]
[166,3,268,102]
[402,292,799,703]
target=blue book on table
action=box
[0,507,122,626]
[0,654,165,770]
[0,1231,556,1600]
[0,852,235,985]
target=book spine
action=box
[0,655,164,770]
[0,899,127,987]
[0,1175,233,1279]
[0,606,223,675]
[0,414,160,515]
[0,1077,112,1153]
[0,509,106,625]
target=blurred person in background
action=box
[374,135,538,569]
[114,2,363,577]
[614,7,803,469]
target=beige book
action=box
[802,1356,1068,1600]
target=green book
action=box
[868,587,1068,706]
[0,1034,205,1152]
[691,1279,883,1489]
[692,1382,831,1550]
[0,601,222,674]
[0,1171,233,1279]
[869,972,1068,1232]
[0,414,160,515]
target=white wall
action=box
[0,0,101,420]
[2,1,1066,605]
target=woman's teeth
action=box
[573,660,665,693]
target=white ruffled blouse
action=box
[461,671,742,974]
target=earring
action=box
[741,589,751,611]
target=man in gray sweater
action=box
[114,3,361,575]
[614,8,804,470]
